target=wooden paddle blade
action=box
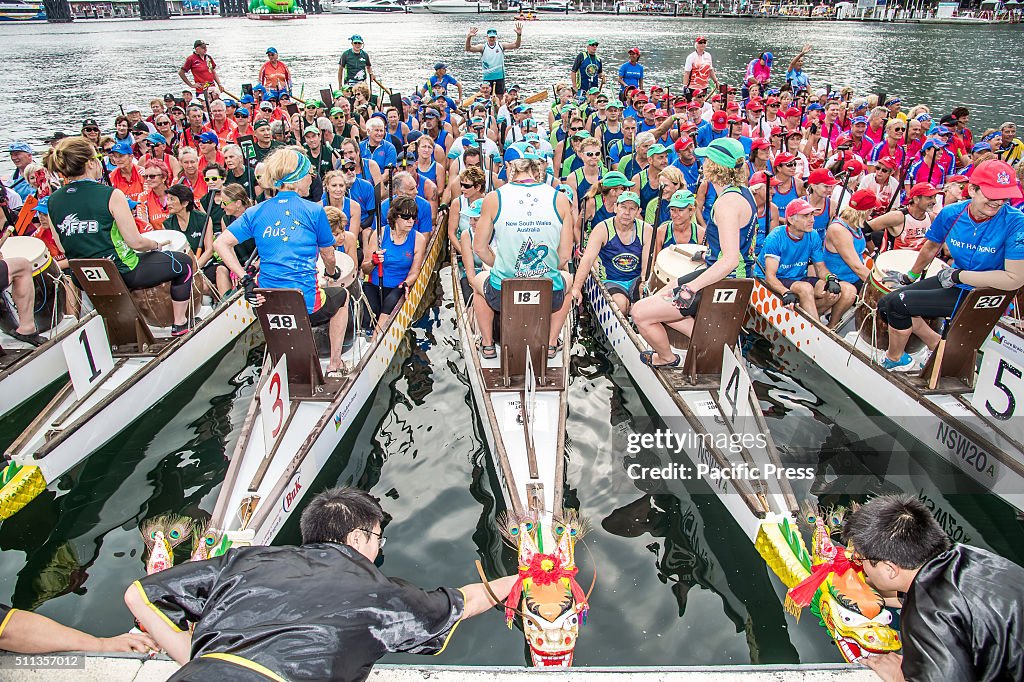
[524,90,550,104]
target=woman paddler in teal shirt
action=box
[631,138,757,368]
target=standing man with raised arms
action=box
[465,23,523,97]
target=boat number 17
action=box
[712,289,737,304]
[267,314,297,330]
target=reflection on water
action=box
[1,262,1022,665]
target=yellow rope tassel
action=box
[784,594,803,621]
[0,464,47,520]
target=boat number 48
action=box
[267,314,297,330]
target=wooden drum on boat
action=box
[316,252,358,290]
[0,235,66,335]
[856,248,947,350]
[130,230,201,328]
[651,243,706,292]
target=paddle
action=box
[524,90,549,105]
[833,168,852,212]
[643,193,665,294]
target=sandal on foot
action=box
[326,366,349,379]
[481,344,497,360]
[640,350,681,368]
[547,339,564,359]
[9,331,46,347]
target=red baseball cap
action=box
[843,158,865,175]
[765,96,780,106]
[628,47,641,55]
[785,198,816,218]
[686,102,700,111]
[948,174,969,183]
[726,102,740,112]
[784,107,802,118]
[848,189,879,211]
[642,103,657,113]
[751,137,770,150]
[710,94,723,102]
[970,159,1023,200]
[906,182,940,199]
[695,35,707,42]
[674,97,687,107]
[876,156,899,170]
[770,125,783,137]
[785,129,803,139]
[746,99,764,112]
[674,135,694,151]
[727,114,743,123]
[650,85,663,92]
[750,170,781,187]
[711,110,728,131]
[835,133,852,147]
[679,121,697,133]
[807,168,839,186]
[655,109,669,119]
[692,89,707,98]
[634,94,649,103]
[775,151,797,164]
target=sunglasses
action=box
[84,127,100,133]
[143,173,164,179]
[342,165,357,171]
[878,168,893,173]
[583,151,601,157]
[205,175,223,181]
[779,161,798,168]
[460,182,475,189]
[570,127,584,132]
[221,198,236,206]
[101,147,114,154]
[893,127,906,132]
[398,213,416,220]
[157,121,171,125]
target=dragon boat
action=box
[0,255,255,521]
[448,254,587,667]
[756,507,902,663]
[748,266,1024,515]
[580,245,800,540]
[208,222,444,546]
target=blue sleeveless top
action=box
[637,168,659,215]
[700,182,718,226]
[705,185,758,278]
[811,196,832,240]
[661,219,699,246]
[418,160,437,186]
[373,223,416,288]
[822,218,866,284]
[596,218,644,284]
[771,178,799,213]
[572,168,601,208]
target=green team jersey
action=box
[252,140,283,163]
[225,166,257,201]
[47,179,139,273]
[163,210,209,252]
[339,48,371,84]
[304,144,336,179]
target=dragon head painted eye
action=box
[169,529,181,540]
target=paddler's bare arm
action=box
[0,608,157,655]
[501,23,523,51]
[460,575,519,619]
[685,189,744,293]
[959,258,1024,291]
[571,228,606,303]
[178,66,194,91]
[465,27,482,54]
[761,256,789,297]
[908,239,942,276]
[473,192,498,267]
[124,585,191,664]
[109,190,160,251]
[651,114,678,142]
[866,210,903,237]
[556,193,573,268]
[319,245,339,277]
[213,230,246,278]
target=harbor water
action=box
[2,13,1024,669]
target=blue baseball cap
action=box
[486,28,498,36]
[240,94,255,104]
[253,84,267,94]
[109,139,134,156]
[935,125,953,136]
[8,141,32,154]
[557,184,576,203]
[763,51,773,64]
[806,103,824,112]
[223,99,236,108]
[236,107,250,118]
[852,116,869,125]
[921,138,947,151]
[504,141,542,162]
[972,141,993,153]
[350,34,364,43]
[464,198,483,218]
[266,46,278,54]
[198,131,219,145]
[146,132,168,145]
[35,196,49,216]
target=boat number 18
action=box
[267,314,297,330]
[514,291,541,305]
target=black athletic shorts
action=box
[483,277,565,313]
[485,78,506,97]
[308,287,349,327]
[0,260,8,292]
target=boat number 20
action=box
[975,295,1005,309]
[712,289,737,304]
[267,314,297,330]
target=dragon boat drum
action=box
[315,254,357,290]
[856,249,947,351]
[650,243,706,292]
[130,230,202,329]
[0,235,66,335]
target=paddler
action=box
[572,190,651,313]
[126,487,518,682]
[44,137,196,336]
[876,159,1024,371]
[756,197,852,327]
[0,603,155,655]
[631,138,756,368]
[631,143,670,218]
[472,143,573,361]
[259,47,292,99]
[652,188,702,256]
[844,495,1024,682]
[0,226,43,345]
[866,182,938,252]
[577,170,632,246]
[682,36,717,96]
[179,39,225,97]
[338,34,374,89]
[214,147,350,377]
[465,24,522,97]
[108,139,145,202]
[565,137,604,208]
[362,196,428,334]
[6,142,34,200]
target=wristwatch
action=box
[326,267,342,281]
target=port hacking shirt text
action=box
[925,200,1024,275]
[134,543,465,682]
[489,182,565,291]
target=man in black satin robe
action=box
[844,494,1024,682]
[126,487,517,681]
